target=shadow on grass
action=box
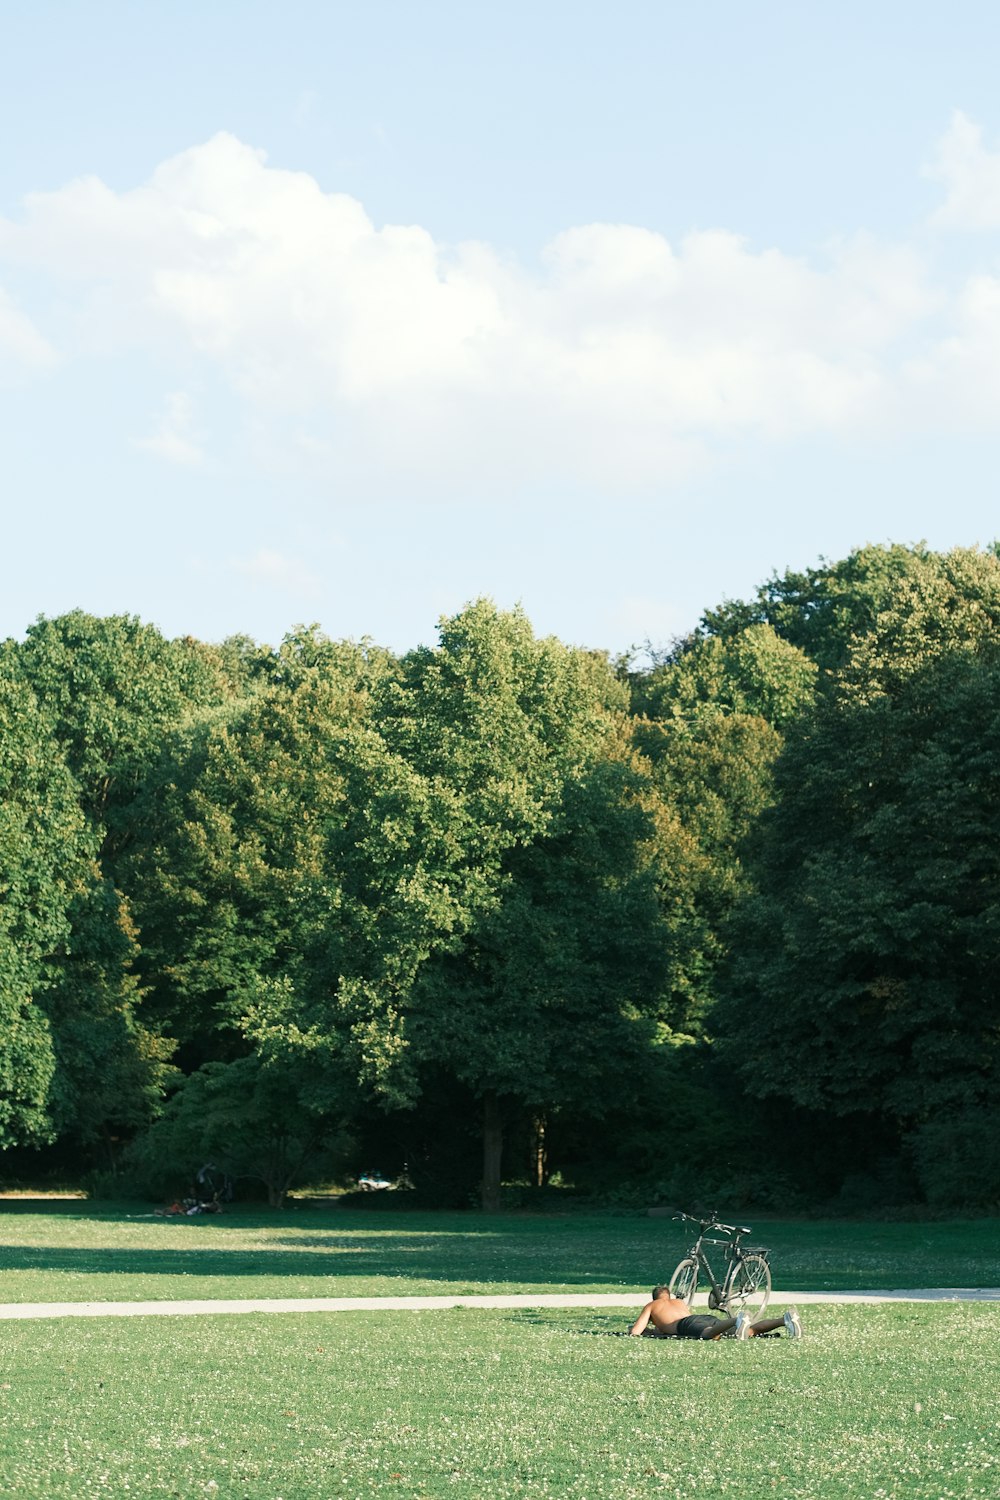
[9,1205,996,1292]
[0,1220,664,1287]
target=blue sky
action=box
[3,1,1000,654]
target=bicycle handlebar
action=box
[671,1210,752,1236]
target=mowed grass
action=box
[1,1304,998,1498]
[0,1204,998,1303]
[1,1210,997,1498]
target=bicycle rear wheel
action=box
[668,1257,699,1304]
[722,1254,771,1320]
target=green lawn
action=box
[0,1208,997,1497]
[0,1203,997,1304]
[1,1304,998,1498]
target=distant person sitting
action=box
[629,1287,802,1341]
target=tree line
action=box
[2,542,999,1211]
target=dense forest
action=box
[2,542,999,1213]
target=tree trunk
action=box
[532,1114,548,1189]
[481,1091,503,1213]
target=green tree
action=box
[381,602,688,1208]
[5,612,230,1154]
[407,732,676,1208]
[202,603,692,1211]
[119,629,459,1171]
[126,1052,350,1206]
[700,542,1000,674]
[631,711,783,1040]
[41,876,175,1162]
[15,611,244,837]
[635,623,817,726]
[719,629,1000,1203]
[120,634,411,1055]
[0,663,89,1145]
[626,624,816,1040]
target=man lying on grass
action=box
[629,1287,803,1341]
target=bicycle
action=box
[667,1211,772,1320]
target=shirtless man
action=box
[629,1286,802,1341]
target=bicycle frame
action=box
[689,1224,739,1303]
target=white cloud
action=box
[228,548,322,598]
[0,285,57,378]
[926,111,1000,230]
[903,272,1000,426]
[0,126,995,490]
[135,391,206,465]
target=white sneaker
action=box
[783,1308,803,1340]
[734,1311,753,1340]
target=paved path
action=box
[0,1288,997,1321]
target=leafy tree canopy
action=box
[718,636,1000,1139]
[700,542,1000,674]
[636,623,817,726]
[0,660,88,1145]
[14,610,247,833]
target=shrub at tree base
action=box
[122,1055,354,1207]
[911,1110,1000,1209]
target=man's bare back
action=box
[629,1288,696,1337]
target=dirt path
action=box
[0,1288,997,1321]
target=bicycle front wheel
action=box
[668,1257,699,1304]
[722,1254,771,1320]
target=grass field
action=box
[1,1304,998,1498]
[0,1203,998,1304]
[1,1206,998,1497]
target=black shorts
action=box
[674,1314,722,1340]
